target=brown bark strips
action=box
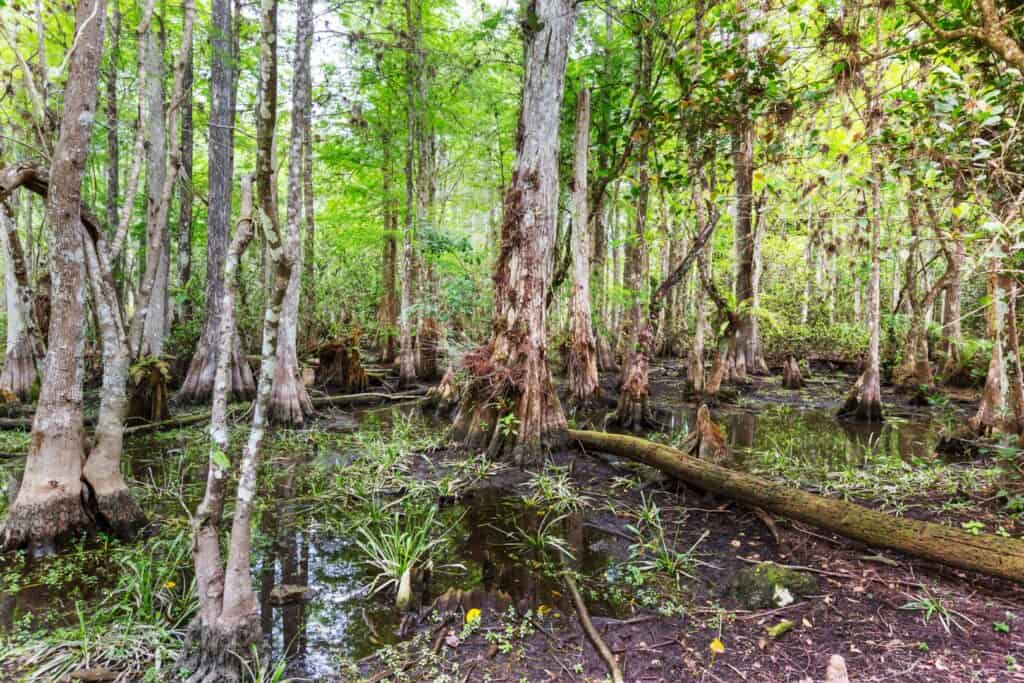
[567,88,600,410]
[969,259,1024,436]
[452,0,577,463]
[270,0,315,425]
[1,0,144,554]
[570,429,1024,583]
[179,0,256,404]
[181,174,293,682]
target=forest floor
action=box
[0,362,1022,682]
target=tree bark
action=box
[838,59,885,423]
[570,429,1024,583]
[969,258,1024,436]
[269,0,314,425]
[732,115,768,375]
[181,170,292,681]
[398,0,424,386]
[176,33,195,319]
[178,0,256,404]
[379,133,399,364]
[0,192,40,400]
[567,88,599,410]
[1,0,107,554]
[451,0,577,463]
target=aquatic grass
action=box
[522,465,592,513]
[500,511,576,563]
[354,498,455,607]
[102,530,196,627]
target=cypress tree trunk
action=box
[452,0,577,463]
[0,201,38,401]
[567,88,599,409]
[270,0,314,425]
[1,0,108,554]
[179,0,256,404]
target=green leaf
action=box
[212,449,230,471]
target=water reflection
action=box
[666,405,944,469]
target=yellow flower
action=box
[538,604,552,617]
[164,581,177,590]
[465,608,482,624]
[710,637,725,654]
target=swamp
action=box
[0,0,1023,680]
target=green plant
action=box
[899,588,975,634]
[354,498,456,606]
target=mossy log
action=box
[569,428,1024,583]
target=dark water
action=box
[0,399,950,680]
[662,404,947,468]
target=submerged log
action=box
[569,429,1024,583]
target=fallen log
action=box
[310,390,426,408]
[569,428,1024,584]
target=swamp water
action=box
[0,399,953,679]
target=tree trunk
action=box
[1,0,107,554]
[300,88,316,347]
[838,115,884,423]
[398,0,423,386]
[109,0,156,262]
[379,135,399,364]
[80,223,146,537]
[969,259,1024,436]
[176,35,194,320]
[732,115,767,375]
[181,170,291,681]
[451,0,576,463]
[567,88,599,409]
[0,209,38,401]
[269,0,314,425]
[178,0,256,404]
[941,239,964,378]
[570,429,1024,583]
[130,14,172,358]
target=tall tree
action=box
[567,87,600,409]
[452,0,578,462]
[270,0,315,425]
[179,0,257,403]
[0,0,115,552]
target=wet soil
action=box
[1,366,1022,682]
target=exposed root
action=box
[564,570,624,683]
[451,345,568,465]
[1,492,92,556]
[782,356,804,389]
[680,404,731,465]
[269,361,314,426]
[178,337,256,404]
[318,334,368,393]
[416,316,442,381]
[127,358,171,423]
[0,334,36,402]
[427,365,461,417]
[178,616,262,683]
[91,487,147,539]
[836,373,884,422]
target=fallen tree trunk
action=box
[569,429,1024,584]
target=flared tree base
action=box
[837,374,884,423]
[178,340,256,405]
[609,390,658,433]
[91,487,147,539]
[269,363,314,426]
[178,616,263,683]
[0,336,36,403]
[1,491,92,556]
[452,375,568,466]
